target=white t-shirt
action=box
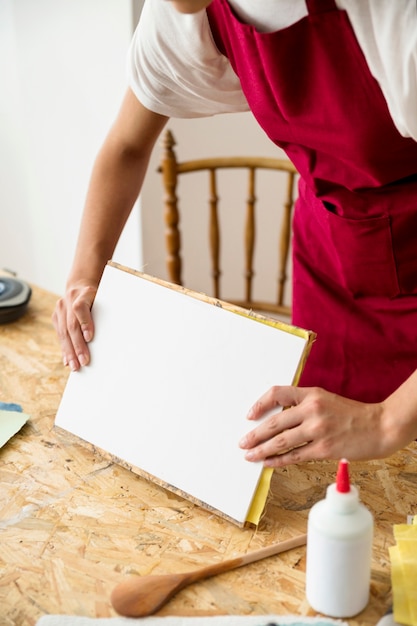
[127,0,417,141]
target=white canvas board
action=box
[55,263,309,524]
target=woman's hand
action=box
[52,282,97,371]
[238,383,417,467]
[51,92,168,372]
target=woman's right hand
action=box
[52,281,98,371]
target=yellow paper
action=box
[389,518,417,626]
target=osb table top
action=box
[1,283,416,626]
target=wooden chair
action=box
[157,128,298,319]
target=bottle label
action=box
[306,526,372,618]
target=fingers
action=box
[239,401,310,462]
[52,285,96,371]
[246,385,307,420]
[53,300,90,371]
[240,385,310,451]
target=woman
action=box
[53,0,417,467]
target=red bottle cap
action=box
[336,458,350,493]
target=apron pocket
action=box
[326,210,399,298]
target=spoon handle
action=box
[185,533,307,583]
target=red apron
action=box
[206,0,417,402]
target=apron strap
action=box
[306,0,337,15]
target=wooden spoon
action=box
[111,533,307,617]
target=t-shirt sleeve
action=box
[127,0,250,119]
[349,0,417,142]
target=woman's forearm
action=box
[67,91,168,290]
[381,367,417,454]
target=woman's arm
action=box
[52,89,168,371]
[239,368,417,465]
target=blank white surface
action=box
[55,264,309,524]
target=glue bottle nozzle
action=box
[336,458,350,493]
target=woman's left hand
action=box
[238,384,408,467]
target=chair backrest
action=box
[157,128,298,319]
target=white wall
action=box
[0,0,142,295]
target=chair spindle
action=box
[208,168,221,299]
[244,167,256,303]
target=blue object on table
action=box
[0,401,23,412]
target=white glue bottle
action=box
[305,458,373,618]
